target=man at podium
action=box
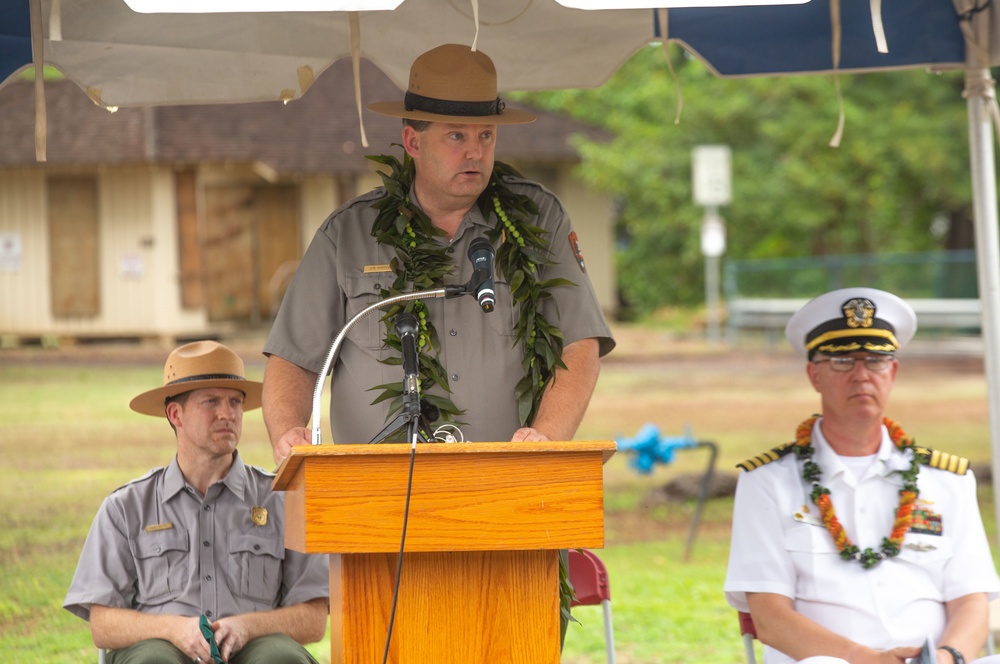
[64,341,330,664]
[261,43,615,463]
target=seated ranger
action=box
[64,341,329,664]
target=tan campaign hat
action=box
[367,43,535,125]
[129,340,262,417]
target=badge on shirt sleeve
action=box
[568,232,587,273]
[251,506,268,527]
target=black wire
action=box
[380,441,417,664]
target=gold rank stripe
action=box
[928,449,969,475]
[736,446,789,472]
[806,327,899,352]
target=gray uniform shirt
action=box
[264,175,615,445]
[64,453,329,621]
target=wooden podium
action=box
[272,440,616,664]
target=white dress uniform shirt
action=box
[724,419,1000,664]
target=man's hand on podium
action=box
[273,426,310,465]
[511,427,551,443]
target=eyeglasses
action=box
[812,355,895,372]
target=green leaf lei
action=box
[793,415,920,569]
[364,148,575,435]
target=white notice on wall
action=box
[0,233,22,272]
[120,253,145,279]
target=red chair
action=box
[739,611,758,664]
[568,548,616,664]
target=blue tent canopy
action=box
[667,0,966,76]
[0,0,31,84]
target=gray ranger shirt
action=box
[263,176,614,445]
[64,453,329,621]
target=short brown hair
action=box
[403,118,431,132]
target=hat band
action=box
[806,328,899,352]
[167,373,246,386]
[404,91,506,117]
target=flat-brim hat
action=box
[129,341,262,417]
[785,287,917,359]
[367,43,535,125]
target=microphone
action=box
[467,237,496,313]
[394,313,420,395]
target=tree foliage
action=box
[516,46,974,313]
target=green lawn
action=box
[0,330,994,663]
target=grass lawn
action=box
[0,325,994,663]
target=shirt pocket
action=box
[484,278,518,339]
[134,528,190,604]
[783,523,854,600]
[227,533,285,604]
[343,271,392,351]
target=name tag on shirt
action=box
[144,522,174,533]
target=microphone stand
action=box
[309,286,467,446]
[367,312,432,445]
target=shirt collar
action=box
[812,418,908,478]
[407,183,491,244]
[162,452,249,502]
[811,420,849,480]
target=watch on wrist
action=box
[938,645,965,664]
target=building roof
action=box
[0,59,609,174]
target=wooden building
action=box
[0,60,616,345]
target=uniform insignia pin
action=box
[251,506,268,526]
[793,511,824,527]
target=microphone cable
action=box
[380,437,418,664]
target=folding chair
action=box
[568,548,616,664]
[739,611,758,664]
[98,647,107,663]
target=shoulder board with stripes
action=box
[912,445,970,475]
[736,442,797,472]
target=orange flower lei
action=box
[794,415,920,569]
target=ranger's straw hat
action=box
[367,43,535,125]
[785,287,917,360]
[129,341,262,417]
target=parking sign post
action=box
[693,146,731,345]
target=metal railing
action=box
[724,249,978,301]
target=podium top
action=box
[272,440,616,491]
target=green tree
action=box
[517,46,974,313]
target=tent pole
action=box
[965,67,1000,546]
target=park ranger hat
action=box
[129,340,262,417]
[785,287,917,360]
[367,43,535,125]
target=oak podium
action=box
[272,440,616,664]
